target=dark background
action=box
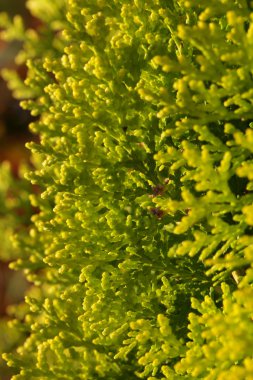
[0,1,34,378]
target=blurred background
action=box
[0,1,34,378]
[0,0,32,171]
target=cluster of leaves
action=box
[1,0,253,379]
[0,162,32,377]
[0,162,31,261]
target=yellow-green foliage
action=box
[0,162,31,261]
[0,162,32,378]
[1,0,253,379]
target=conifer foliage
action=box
[1,0,253,378]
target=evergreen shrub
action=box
[1,0,253,378]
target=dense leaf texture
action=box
[1,0,253,379]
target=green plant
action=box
[1,0,253,379]
[0,162,31,378]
